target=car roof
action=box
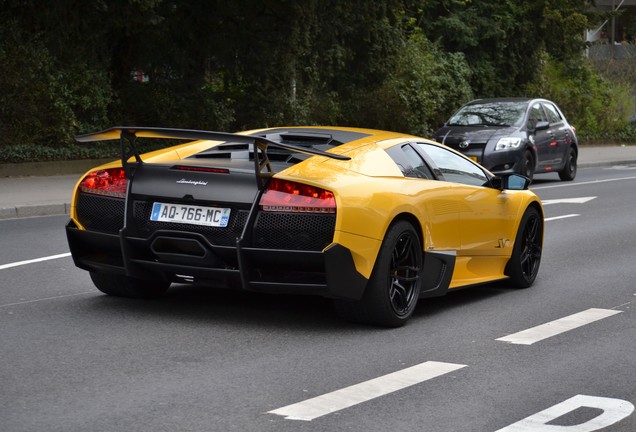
[465,97,551,105]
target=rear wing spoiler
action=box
[76,126,350,189]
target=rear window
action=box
[386,144,435,179]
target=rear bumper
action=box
[66,221,368,300]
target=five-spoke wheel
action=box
[335,220,422,327]
[506,207,543,288]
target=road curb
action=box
[578,160,636,168]
[0,203,71,220]
[0,158,113,178]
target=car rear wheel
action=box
[335,221,422,327]
[505,207,543,288]
[558,147,577,181]
[89,272,170,298]
[519,150,535,181]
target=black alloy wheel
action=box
[387,230,421,317]
[506,207,543,288]
[335,220,422,327]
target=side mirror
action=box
[527,120,549,132]
[490,173,530,191]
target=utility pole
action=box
[611,0,616,59]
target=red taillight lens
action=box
[260,179,336,213]
[79,168,128,198]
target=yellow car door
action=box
[413,141,521,286]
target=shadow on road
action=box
[74,279,517,331]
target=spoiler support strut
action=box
[119,129,143,178]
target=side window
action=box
[386,144,435,179]
[528,103,547,129]
[543,102,562,124]
[415,143,488,186]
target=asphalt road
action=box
[1,165,635,432]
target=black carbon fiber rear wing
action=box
[76,126,350,189]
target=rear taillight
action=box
[260,179,336,213]
[79,168,128,198]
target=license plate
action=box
[469,156,478,162]
[150,202,231,227]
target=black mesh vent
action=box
[131,201,249,246]
[253,212,335,251]
[76,193,336,251]
[76,192,125,234]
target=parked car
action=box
[433,98,578,181]
[67,126,543,327]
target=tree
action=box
[411,0,596,97]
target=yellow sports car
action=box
[66,126,543,327]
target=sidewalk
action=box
[1,145,636,220]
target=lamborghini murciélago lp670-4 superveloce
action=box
[66,126,544,327]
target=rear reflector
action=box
[260,179,336,213]
[79,168,128,198]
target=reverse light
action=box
[260,178,336,213]
[495,137,523,151]
[79,168,128,198]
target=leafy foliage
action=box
[0,15,111,148]
[525,55,633,138]
[0,0,632,163]
[366,33,473,134]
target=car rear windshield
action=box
[447,101,528,127]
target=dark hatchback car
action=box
[433,98,578,181]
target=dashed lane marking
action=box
[541,197,596,205]
[532,175,636,190]
[267,361,467,421]
[0,252,71,270]
[545,214,579,221]
[496,308,623,345]
[0,292,94,308]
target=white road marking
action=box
[267,361,467,421]
[545,214,579,221]
[496,308,622,345]
[532,175,636,190]
[0,292,94,308]
[605,165,636,170]
[541,197,596,205]
[0,252,71,270]
[495,394,635,431]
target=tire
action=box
[519,150,535,181]
[558,147,577,181]
[505,207,543,288]
[89,272,170,298]
[335,221,422,327]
